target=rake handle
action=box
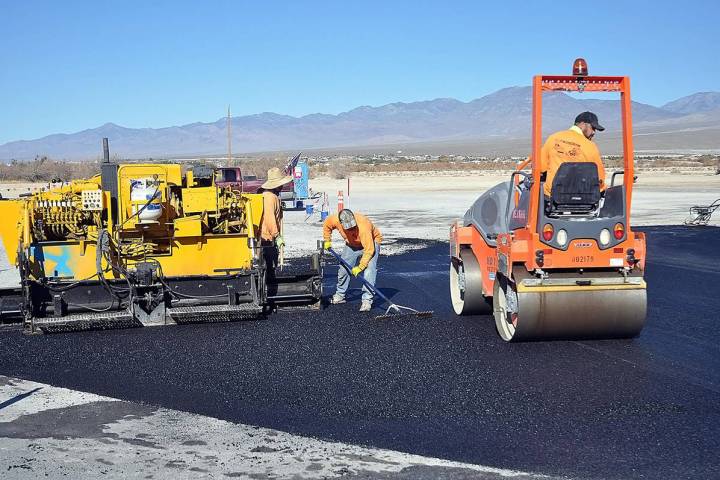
[326,247,392,306]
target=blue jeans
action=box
[336,243,379,303]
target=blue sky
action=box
[1,0,718,144]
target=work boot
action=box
[359,300,372,312]
[330,294,346,304]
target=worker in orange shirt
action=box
[541,111,606,198]
[323,209,383,312]
[259,167,292,277]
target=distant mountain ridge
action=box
[1,89,718,160]
[661,92,720,114]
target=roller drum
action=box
[450,249,492,315]
[494,275,647,341]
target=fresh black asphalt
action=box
[1,226,719,479]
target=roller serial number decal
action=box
[572,255,594,263]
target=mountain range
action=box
[2,88,719,160]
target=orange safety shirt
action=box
[260,190,282,241]
[540,125,606,196]
[323,212,383,270]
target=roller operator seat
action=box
[545,162,602,215]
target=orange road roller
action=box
[449,60,647,341]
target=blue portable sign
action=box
[293,161,309,199]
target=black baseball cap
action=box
[574,111,605,131]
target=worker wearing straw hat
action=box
[260,167,293,276]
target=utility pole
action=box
[227,105,232,165]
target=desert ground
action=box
[1,171,718,479]
[1,169,718,263]
[288,169,719,257]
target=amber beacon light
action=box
[573,57,588,76]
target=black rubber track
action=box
[1,226,719,480]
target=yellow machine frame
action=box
[0,145,321,333]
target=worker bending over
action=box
[541,111,606,197]
[323,209,383,312]
[259,167,292,277]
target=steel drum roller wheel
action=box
[450,249,492,315]
[493,268,647,342]
[493,273,518,341]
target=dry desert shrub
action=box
[328,160,351,179]
[177,156,290,179]
[232,157,283,178]
[347,160,513,174]
[0,155,299,184]
[0,157,99,182]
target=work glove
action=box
[275,235,285,248]
[323,240,332,250]
[351,266,363,277]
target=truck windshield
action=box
[215,169,237,183]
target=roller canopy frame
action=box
[529,74,635,231]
